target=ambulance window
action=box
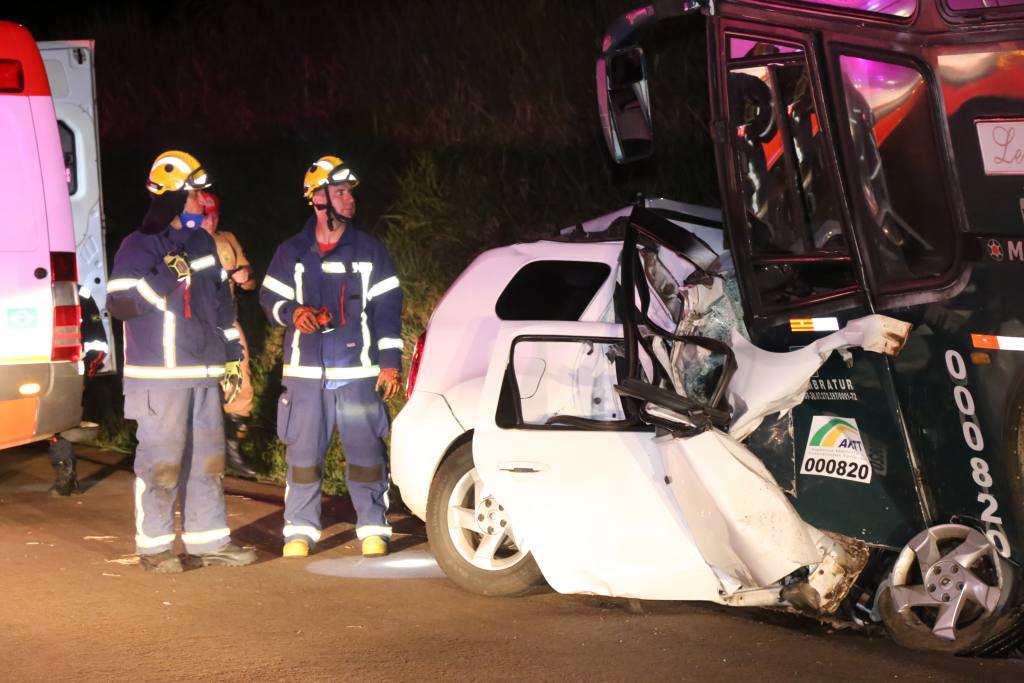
[727,37,857,309]
[839,55,955,288]
[57,121,77,196]
[496,261,610,321]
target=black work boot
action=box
[47,437,80,497]
[225,415,258,478]
[140,550,184,573]
[188,543,257,568]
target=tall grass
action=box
[57,1,717,492]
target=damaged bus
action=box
[391,0,1024,656]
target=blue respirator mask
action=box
[180,211,205,230]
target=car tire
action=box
[877,524,1020,654]
[426,441,543,597]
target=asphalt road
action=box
[1,444,1022,682]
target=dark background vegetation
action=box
[14,0,717,491]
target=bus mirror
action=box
[597,46,653,164]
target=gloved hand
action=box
[221,360,243,404]
[292,306,320,334]
[163,252,190,281]
[376,367,401,402]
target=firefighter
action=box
[197,190,259,478]
[260,155,403,559]
[106,150,257,573]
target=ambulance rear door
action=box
[38,40,115,373]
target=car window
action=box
[839,54,956,287]
[495,260,610,321]
[505,337,627,427]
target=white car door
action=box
[38,41,115,373]
[472,319,722,601]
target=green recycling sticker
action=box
[7,308,39,329]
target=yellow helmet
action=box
[146,150,212,195]
[303,155,360,203]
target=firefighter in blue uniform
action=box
[260,155,403,559]
[107,150,257,573]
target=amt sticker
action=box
[800,416,872,484]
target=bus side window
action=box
[726,35,857,310]
[838,55,956,289]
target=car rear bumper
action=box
[0,361,83,450]
[391,391,465,520]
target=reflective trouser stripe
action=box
[283,524,322,542]
[356,525,392,540]
[181,528,230,545]
[378,337,403,350]
[135,478,176,549]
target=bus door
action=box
[711,20,925,546]
[820,29,1024,562]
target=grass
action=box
[59,1,718,495]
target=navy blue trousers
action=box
[125,385,232,555]
[277,379,391,546]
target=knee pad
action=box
[291,464,322,484]
[152,463,182,489]
[203,455,226,476]
[347,463,385,484]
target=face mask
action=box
[180,211,204,230]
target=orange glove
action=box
[292,306,320,334]
[375,367,401,401]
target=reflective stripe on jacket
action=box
[107,226,243,390]
[259,219,404,385]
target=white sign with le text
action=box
[976,119,1024,175]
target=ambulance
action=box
[0,21,112,450]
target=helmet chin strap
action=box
[314,196,351,232]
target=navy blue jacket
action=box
[260,219,403,387]
[107,226,243,391]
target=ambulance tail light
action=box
[0,60,24,93]
[406,331,427,399]
[50,252,81,363]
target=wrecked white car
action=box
[392,201,1016,654]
